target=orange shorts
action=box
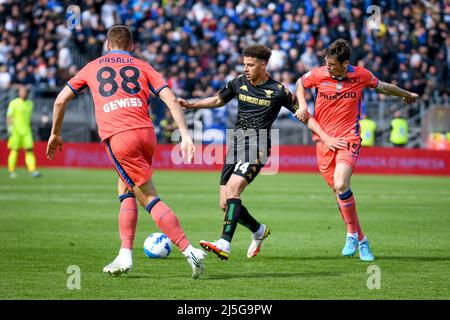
[105,127,156,188]
[316,137,361,187]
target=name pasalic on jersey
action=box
[319,92,357,100]
[98,57,134,63]
[103,97,143,112]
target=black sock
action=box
[238,205,260,233]
[221,198,242,242]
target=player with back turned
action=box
[46,25,207,278]
[179,44,346,260]
[295,39,419,261]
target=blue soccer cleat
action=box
[30,171,41,178]
[342,236,358,257]
[359,240,375,262]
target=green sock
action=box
[221,198,242,242]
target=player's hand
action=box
[180,135,195,163]
[294,106,309,123]
[177,98,193,110]
[46,134,63,160]
[403,92,419,104]
[322,135,348,152]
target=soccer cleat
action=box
[342,236,358,257]
[199,239,230,260]
[359,240,375,262]
[103,258,132,276]
[9,172,17,178]
[247,224,271,258]
[30,171,41,178]
[185,247,207,279]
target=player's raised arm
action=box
[46,85,75,160]
[375,81,419,104]
[177,95,225,110]
[159,87,195,162]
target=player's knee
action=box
[334,180,349,194]
[225,183,241,199]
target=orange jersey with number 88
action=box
[67,50,167,141]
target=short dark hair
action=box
[107,25,132,50]
[325,39,352,63]
[243,45,272,63]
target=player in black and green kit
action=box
[179,45,346,260]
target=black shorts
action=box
[220,160,266,185]
[219,145,268,185]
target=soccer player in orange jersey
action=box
[295,39,419,261]
[46,25,206,278]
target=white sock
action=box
[217,238,231,251]
[182,244,198,257]
[359,236,368,245]
[254,224,265,238]
[118,248,132,265]
[347,232,358,239]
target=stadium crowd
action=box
[1,0,449,97]
[0,0,449,142]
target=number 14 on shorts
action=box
[234,160,250,174]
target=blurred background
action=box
[0,0,449,149]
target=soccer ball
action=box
[143,233,172,259]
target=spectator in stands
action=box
[390,110,409,147]
[0,0,448,143]
[159,109,178,144]
[360,114,377,147]
[427,132,450,151]
[0,64,11,89]
[37,113,52,141]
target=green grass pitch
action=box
[1,168,449,299]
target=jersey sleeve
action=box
[362,68,379,89]
[67,64,90,94]
[279,86,299,114]
[218,78,238,104]
[144,63,168,95]
[300,68,319,89]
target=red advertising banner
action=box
[276,145,450,176]
[1,141,450,176]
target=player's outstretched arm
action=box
[159,87,195,163]
[375,81,419,104]
[177,95,225,110]
[306,116,347,152]
[294,79,309,123]
[46,86,75,160]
